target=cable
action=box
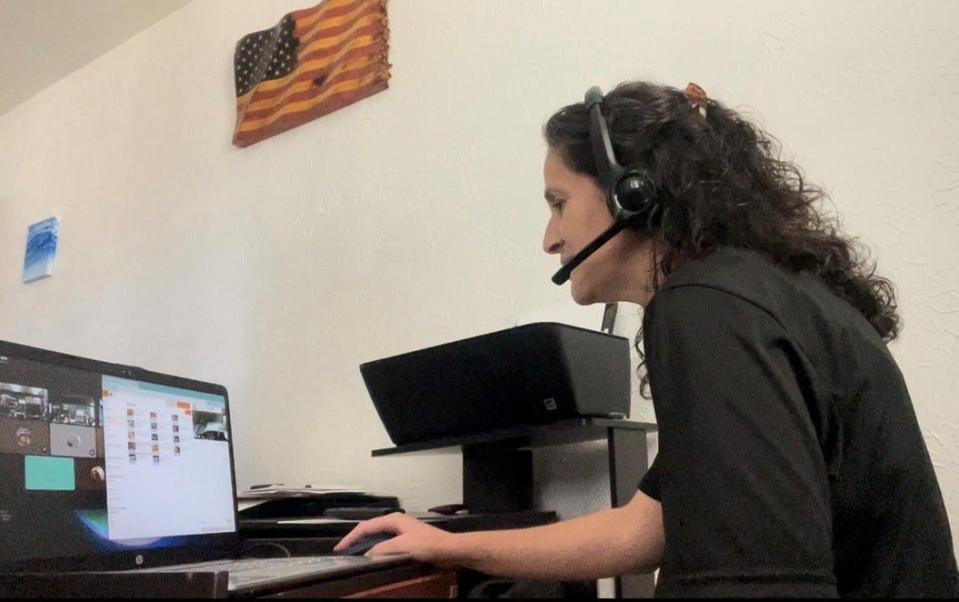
[238,541,293,559]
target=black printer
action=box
[359,322,630,445]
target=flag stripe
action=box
[233,78,388,147]
[297,13,384,60]
[241,59,385,121]
[244,27,384,96]
[289,0,327,23]
[238,67,387,132]
[290,0,354,30]
[235,38,383,116]
[245,50,381,113]
[238,61,387,127]
[235,34,384,126]
[293,0,365,34]
[296,0,379,47]
[245,37,385,113]
[296,4,383,52]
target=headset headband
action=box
[584,87,624,192]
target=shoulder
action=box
[644,248,791,335]
[649,247,862,337]
[645,247,892,391]
[660,247,792,303]
[642,279,788,367]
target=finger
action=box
[333,517,391,552]
[366,538,406,558]
[333,514,403,551]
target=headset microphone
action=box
[550,220,628,285]
[551,87,659,286]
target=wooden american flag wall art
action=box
[232,0,391,147]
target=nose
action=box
[542,217,562,256]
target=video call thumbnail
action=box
[75,459,107,492]
[0,417,51,455]
[50,424,97,458]
[50,395,97,427]
[192,410,228,441]
[1,385,99,428]
[25,456,76,491]
[0,383,49,422]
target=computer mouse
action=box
[334,533,396,556]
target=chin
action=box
[569,280,600,306]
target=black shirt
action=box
[638,247,959,597]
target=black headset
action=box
[551,86,661,285]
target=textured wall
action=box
[0,0,956,552]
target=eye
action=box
[550,200,566,214]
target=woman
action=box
[335,81,958,597]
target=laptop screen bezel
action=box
[0,340,241,572]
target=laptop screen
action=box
[0,342,238,570]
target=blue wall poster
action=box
[23,217,60,284]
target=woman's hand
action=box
[334,492,662,581]
[333,513,460,566]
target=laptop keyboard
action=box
[136,556,384,589]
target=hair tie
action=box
[682,82,708,118]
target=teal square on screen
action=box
[25,456,76,491]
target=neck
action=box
[619,237,661,308]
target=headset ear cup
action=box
[615,173,654,213]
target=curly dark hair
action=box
[544,81,900,388]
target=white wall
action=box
[1,0,957,548]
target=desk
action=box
[240,561,458,598]
[0,561,457,599]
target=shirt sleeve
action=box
[638,454,662,501]
[643,285,838,597]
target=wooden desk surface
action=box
[259,562,457,599]
[0,560,457,599]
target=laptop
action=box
[0,340,405,595]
